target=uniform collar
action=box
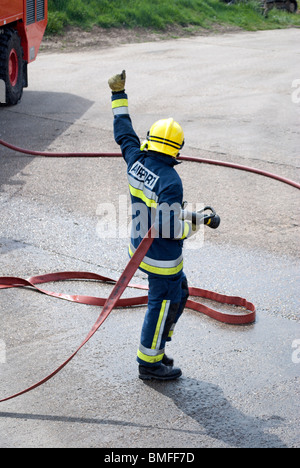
[145,151,181,166]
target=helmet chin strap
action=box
[140,140,148,151]
[140,131,150,152]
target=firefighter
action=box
[108,71,195,381]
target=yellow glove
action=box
[108,70,126,92]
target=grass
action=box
[47,0,300,35]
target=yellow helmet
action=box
[146,118,185,158]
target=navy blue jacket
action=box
[112,92,191,277]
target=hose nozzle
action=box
[181,206,221,229]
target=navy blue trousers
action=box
[137,271,189,367]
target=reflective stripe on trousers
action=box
[137,271,189,367]
[137,299,171,365]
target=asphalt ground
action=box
[0,28,299,448]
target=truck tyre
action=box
[286,0,298,12]
[0,29,24,105]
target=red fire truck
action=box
[0,0,48,105]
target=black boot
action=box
[139,363,182,381]
[162,354,174,367]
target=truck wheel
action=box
[285,0,298,11]
[0,29,24,105]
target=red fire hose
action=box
[0,138,300,189]
[0,138,299,403]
